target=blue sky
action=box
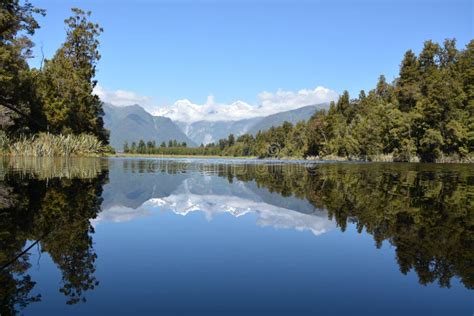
[29,0,472,120]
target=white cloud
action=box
[95,85,338,123]
[258,86,338,113]
[93,84,155,111]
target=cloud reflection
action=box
[97,175,335,236]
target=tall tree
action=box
[396,50,420,112]
[39,8,108,143]
[0,0,45,134]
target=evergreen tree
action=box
[228,134,235,147]
[39,8,108,143]
[137,140,146,153]
[396,50,420,112]
[0,0,45,134]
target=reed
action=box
[3,133,106,157]
[0,156,107,180]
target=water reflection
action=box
[0,158,472,314]
[0,158,108,315]
[98,160,335,236]
[101,160,473,290]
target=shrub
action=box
[6,133,106,157]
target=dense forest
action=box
[0,1,109,155]
[128,39,473,162]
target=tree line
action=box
[123,139,192,154]
[1,1,109,151]
[125,39,473,162]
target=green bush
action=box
[5,133,105,157]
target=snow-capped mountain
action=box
[177,104,327,145]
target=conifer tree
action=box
[39,8,108,143]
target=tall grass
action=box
[2,132,106,157]
[0,156,107,180]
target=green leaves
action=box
[38,8,108,144]
[306,38,473,162]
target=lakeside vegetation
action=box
[125,39,473,163]
[0,132,107,157]
[1,2,109,156]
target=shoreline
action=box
[2,152,472,164]
[107,153,474,164]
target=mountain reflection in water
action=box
[0,157,472,315]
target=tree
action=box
[137,140,146,153]
[396,50,420,112]
[375,74,394,103]
[458,40,474,154]
[334,90,353,121]
[39,8,108,143]
[0,0,46,134]
[146,140,155,153]
[160,141,166,148]
[228,134,235,147]
[306,110,329,157]
[123,141,129,153]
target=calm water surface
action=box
[0,157,472,315]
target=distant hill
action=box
[103,103,196,151]
[247,104,325,135]
[176,117,261,146]
[177,104,327,145]
[103,103,327,149]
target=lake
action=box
[0,157,472,315]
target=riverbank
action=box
[110,153,258,159]
[110,152,474,163]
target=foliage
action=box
[0,0,45,134]
[223,163,473,289]
[7,133,106,157]
[0,167,107,314]
[1,4,109,152]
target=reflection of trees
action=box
[0,164,107,314]
[108,160,473,289]
[225,163,473,290]
[0,157,107,180]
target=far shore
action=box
[110,153,259,159]
[109,153,474,164]
[1,152,471,164]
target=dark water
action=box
[0,157,472,315]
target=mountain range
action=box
[103,103,327,150]
[103,103,196,150]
